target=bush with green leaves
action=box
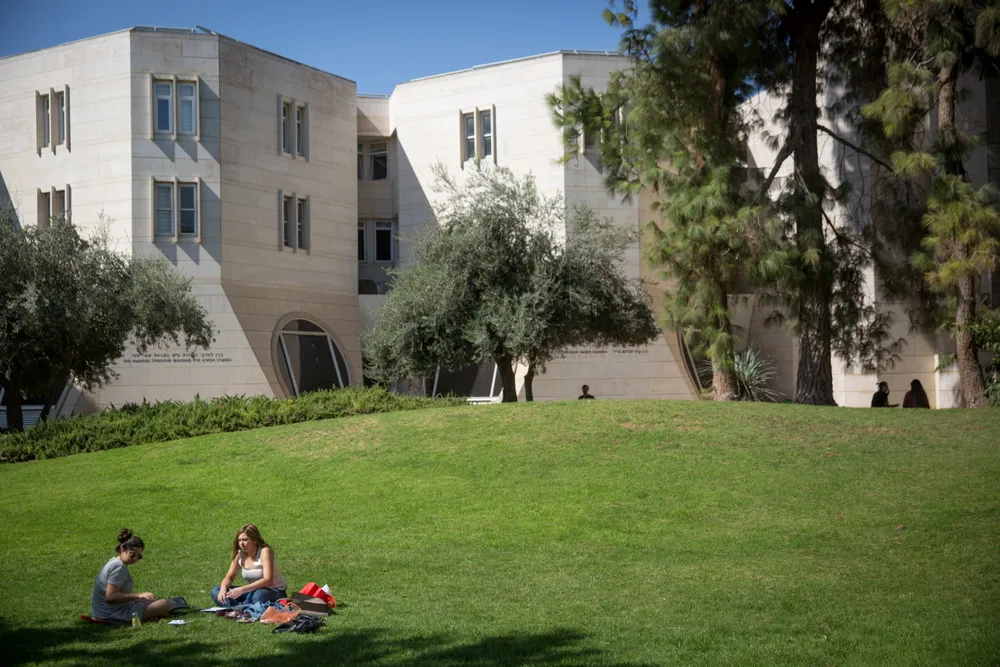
[701,345,783,403]
[0,387,464,463]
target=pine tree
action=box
[863,0,1000,407]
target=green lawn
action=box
[1,401,998,666]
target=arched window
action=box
[276,319,351,396]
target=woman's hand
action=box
[137,592,156,601]
[226,586,244,600]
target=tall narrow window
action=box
[369,142,388,180]
[357,143,364,179]
[358,221,366,261]
[281,103,291,153]
[297,198,307,249]
[52,189,65,220]
[463,113,475,161]
[38,191,51,225]
[155,183,174,235]
[296,107,304,155]
[480,110,492,158]
[283,195,294,248]
[154,81,173,133]
[41,95,50,147]
[55,92,66,144]
[375,220,393,262]
[178,82,196,135]
[179,183,197,235]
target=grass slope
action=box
[0,401,997,666]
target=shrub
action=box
[699,345,784,402]
[0,387,465,464]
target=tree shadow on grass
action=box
[1,619,654,666]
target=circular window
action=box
[276,319,351,396]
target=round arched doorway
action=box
[275,318,351,396]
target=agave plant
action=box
[699,344,784,402]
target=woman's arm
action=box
[218,557,240,600]
[105,583,155,604]
[234,547,275,594]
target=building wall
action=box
[0,31,134,239]
[218,36,361,398]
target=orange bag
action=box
[259,603,302,625]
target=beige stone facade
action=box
[5,28,988,414]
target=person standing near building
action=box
[578,385,596,400]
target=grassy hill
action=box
[1,400,997,666]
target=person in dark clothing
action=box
[871,382,898,408]
[902,379,931,408]
[578,385,596,400]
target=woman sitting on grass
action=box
[91,529,170,623]
[211,524,288,606]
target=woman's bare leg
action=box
[141,599,171,621]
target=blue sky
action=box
[0,0,645,94]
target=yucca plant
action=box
[700,344,784,402]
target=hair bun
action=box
[117,528,133,544]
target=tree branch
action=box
[815,124,894,172]
[759,140,795,194]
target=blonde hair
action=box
[231,523,270,560]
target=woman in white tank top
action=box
[211,524,288,607]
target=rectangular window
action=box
[463,113,475,161]
[480,110,492,158]
[178,82,196,135]
[369,142,388,181]
[283,195,294,248]
[52,189,65,220]
[375,220,393,262]
[55,92,66,144]
[296,107,304,155]
[281,103,291,153]
[179,183,197,235]
[358,221,366,261]
[357,143,364,179]
[41,95,50,147]
[154,81,173,133]
[155,183,174,235]
[38,191,50,224]
[297,198,307,249]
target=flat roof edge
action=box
[401,49,623,85]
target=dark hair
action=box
[116,528,144,554]
[582,385,589,392]
[910,379,930,408]
[232,524,271,560]
[878,382,889,392]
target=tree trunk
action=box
[5,371,25,433]
[712,358,738,401]
[496,355,518,403]
[938,62,985,406]
[524,362,536,402]
[956,272,987,407]
[38,376,67,422]
[788,6,836,406]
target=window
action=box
[463,113,475,162]
[297,197,308,250]
[154,181,198,237]
[179,183,197,235]
[55,92,65,144]
[52,189,65,220]
[154,81,173,133]
[41,94,50,147]
[357,221,366,261]
[357,143,364,179]
[38,191,50,225]
[296,107,305,156]
[276,319,351,396]
[281,102,291,153]
[178,82,196,135]
[283,195,294,248]
[480,110,492,158]
[369,142,388,180]
[375,220,393,262]
[155,183,174,235]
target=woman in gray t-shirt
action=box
[91,529,170,623]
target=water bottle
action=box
[131,609,141,628]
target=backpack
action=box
[272,614,326,634]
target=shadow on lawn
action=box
[1,620,654,666]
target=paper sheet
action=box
[168,620,192,625]
[200,607,228,612]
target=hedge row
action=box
[0,388,465,464]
